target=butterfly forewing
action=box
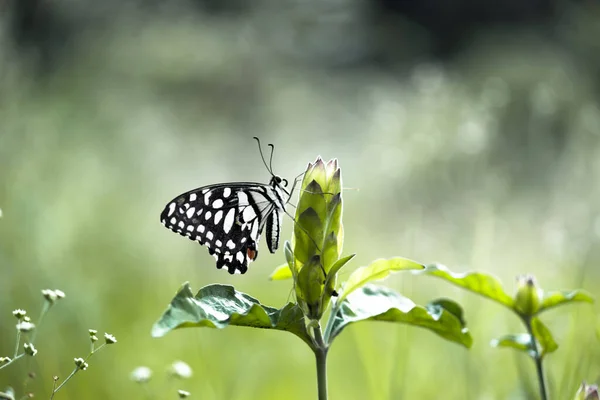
[160,180,288,274]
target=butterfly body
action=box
[160,175,290,274]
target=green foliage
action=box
[418,264,514,308]
[151,283,313,347]
[540,290,595,313]
[327,284,472,347]
[338,257,424,304]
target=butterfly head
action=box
[269,175,288,188]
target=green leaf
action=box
[418,264,514,309]
[429,298,467,326]
[269,263,292,280]
[531,317,558,357]
[322,232,339,272]
[490,334,536,357]
[152,283,313,347]
[339,257,424,304]
[294,207,323,264]
[327,284,472,348]
[540,290,595,313]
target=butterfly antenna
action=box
[268,143,275,174]
[253,137,273,176]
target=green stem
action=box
[0,353,25,370]
[313,326,328,400]
[32,302,50,344]
[523,317,548,400]
[50,343,106,398]
[51,367,78,398]
[13,330,21,358]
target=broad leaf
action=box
[339,257,424,304]
[269,263,292,280]
[323,254,356,294]
[152,283,312,347]
[490,334,535,358]
[418,264,514,308]
[531,317,558,357]
[540,290,595,313]
[327,284,472,348]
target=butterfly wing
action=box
[160,183,283,274]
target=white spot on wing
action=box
[214,210,223,224]
[223,208,235,234]
[236,252,244,263]
[186,207,195,219]
[212,199,224,208]
[197,224,205,233]
[204,191,212,204]
[178,221,185,229]
[242,206,257,222]
[223,188,231,198]
[215,240,222,247]
[189,193,197,201]
[226,240,235,249]
[186,225,194,232]
[170,217,177,225]
[206,231,214,240]
[238,191,249,206]
[167,203,176,216]
[205,211,212,220]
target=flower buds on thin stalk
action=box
[514,274,543,317]
[289,158,343,320]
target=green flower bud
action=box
[514,274,543,316]
[575,381,599,400]
[290,158,343,320]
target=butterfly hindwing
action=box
[160,181,288,274]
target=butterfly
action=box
[159,138,293,274]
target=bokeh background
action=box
[1,0,600,398]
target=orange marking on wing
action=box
[247,248,257,260]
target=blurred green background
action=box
[1,0,600,398]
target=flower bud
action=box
[169,361,193,379]
[131,366,153,383]
[514,274,542,316]
[74,358,88,371]
[16,321,35,333]
[289,158,343,320]
[575,381,600,400]
[23,343,37,357]
[178,390,191,398]
[0,356,12,365]
[104,333,117,344]
[12,309,27,320]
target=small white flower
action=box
[104,333,117,344]
[90,335,98,343]
[24,343,37,356]
[54,289,65,299]
[0,356,12,364]
[178,390,191,398]
[74,358,88,371]
[130,366,153,383]
[23,316,31,322]
[42,289,58,304]
[12,309,27,319]
[88,329,98,335]
[170,360,193,379]
[16,321,36,332]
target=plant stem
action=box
[0,353,25,370]
[51,367,78,398]
[32,302,50,344]
[523,317,548,400]
[313,326,328,400]
[14,331,21,358]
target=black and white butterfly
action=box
[160,138,293,275]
